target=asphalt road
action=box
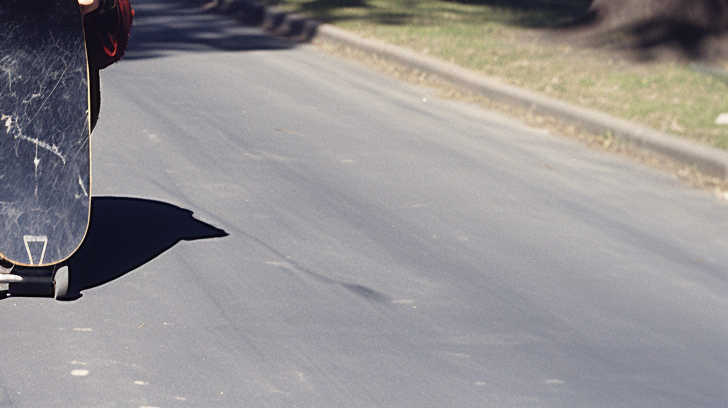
[2,1,728,407]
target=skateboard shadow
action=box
[62,196,228,300]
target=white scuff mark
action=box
[716,113,728,125]
[442,351,470,359]
[1,114,66,164]
[17,133,66,164]
[134,381,148,386]
[265,261,293,269]
[545,379,564,384]
[73,328,93,332]
[391,299,416,304]
[3,114,13,133]
[70,369,89,377]
[275,128,306,137]
[269,389,289,396]
[475,382,487,386]
[175,397,187,401]
[70,361,88,365]
[77,176,88,197]
[22,92,42,106]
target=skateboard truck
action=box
[0,259,69,299]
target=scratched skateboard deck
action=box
[0,0,90,267]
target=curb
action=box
[199,0,728,180]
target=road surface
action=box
[1,1,727,407]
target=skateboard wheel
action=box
[54,266,69,299]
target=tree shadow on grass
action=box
[618,20,718,61]
[559,2,728,62]
[295,0,593,27]
[292,0,411,25]
[447,0,593,27]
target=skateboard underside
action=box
[0,0,90,266]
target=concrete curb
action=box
[200,0,728,180]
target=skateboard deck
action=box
[0,0,90,267]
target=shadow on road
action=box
[62,197,228,300]
[124,0,295,60]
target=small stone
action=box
[715,113,728,125]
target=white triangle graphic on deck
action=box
[23,235,48,265]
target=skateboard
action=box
[0,0,91,298]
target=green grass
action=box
[276,0,728,149]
